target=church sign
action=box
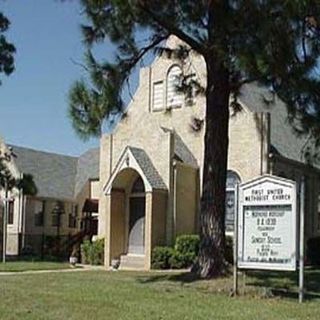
[237,175,297,271]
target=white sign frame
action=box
[237,174,297,271]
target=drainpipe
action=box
[260,113,264,175]
[166,130,175,246]
[21,194,27,250]
[172,161,178,241]
[268,153,274,175]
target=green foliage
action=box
[151,246,174,270]
[152,235,200,269]
[307,236,320,265]
[68,51,122,140]
[80,240,91,265]
[81,238,105,265]
[78,0,320,277]
[174,234,200,257]
[0,11,15,85]
[0,158,16,190]
[16,173,38,196]
[169,251,195,269]
[0,149,37,195]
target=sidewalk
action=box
[0,264,106,276]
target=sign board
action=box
[237,175,297,271]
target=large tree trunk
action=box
[195,55,231,278]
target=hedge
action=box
[152,234,200,269]
[81,238,105,265]
[152,234,235,269]
[307,236,320,265]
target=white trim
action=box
[237,174,297,271]
[103,148,152,195]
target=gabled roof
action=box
[9,145,100,200]
[239,83,316,168]
[129,147,167,190]
[174,132,198,167]
[74,147,100,197]
[104,146,167,194]
[10,145,78,200]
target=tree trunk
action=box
[195,55,231,278]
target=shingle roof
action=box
[74,147,100,197]
[239,83,316,167]
[9,145,100,200]
[10,145,78,200]
[129,147,167,190]
[174,132,198,167]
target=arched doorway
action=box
[128,176,145,254]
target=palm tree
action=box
[68,51,122,140]
[16,173,37,197]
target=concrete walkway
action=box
[0,264,190,276]
[0,264,106,276]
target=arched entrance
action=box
[128,177,145,254]
[104,146,168,270]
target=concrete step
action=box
[119,254,145,270]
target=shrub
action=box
[169,251,195,269]
[90,238,105,265]
[175,234,200,257]
[152,235,200,269]
[151,246,174,269]
[307,237,320,266]
[81,238,105,265]
[21,245,34,257]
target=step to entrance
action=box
[119,254,145,270]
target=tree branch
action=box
[120,34,169,83]
[137,2,205,55]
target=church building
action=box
[97,37,320,270]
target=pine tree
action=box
[0,11,15,85]
[68,51,123,140]
[76,0,320,278]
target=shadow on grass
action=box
[136,271,200,285]
[245,267,320,301]
[135,267,320,301]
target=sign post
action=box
[238,175,297,271]
[299,177,305,303]
[235,174,302,301]
[233,183,239,296]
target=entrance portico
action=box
[103,147,167,270]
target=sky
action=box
[0,0,123,156]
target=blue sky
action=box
[0,0,119,156]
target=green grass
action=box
[0,261,72,272]
[0,269,320,319]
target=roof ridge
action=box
[9,144,79,159]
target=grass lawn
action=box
[0,261,72,272]
[0,268,320,320]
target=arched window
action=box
[167,65,183,108]
[131,176,145,194]
[225,170,241,232]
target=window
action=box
[225,171,241,232]
[167,65,183,108]
[8,200,14,225]
[68,214,77,228]
[52,215,59,227]
[68,205,78,228]
[34,200,45,227]
[153,81,164,111]
[51,201,65,227]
